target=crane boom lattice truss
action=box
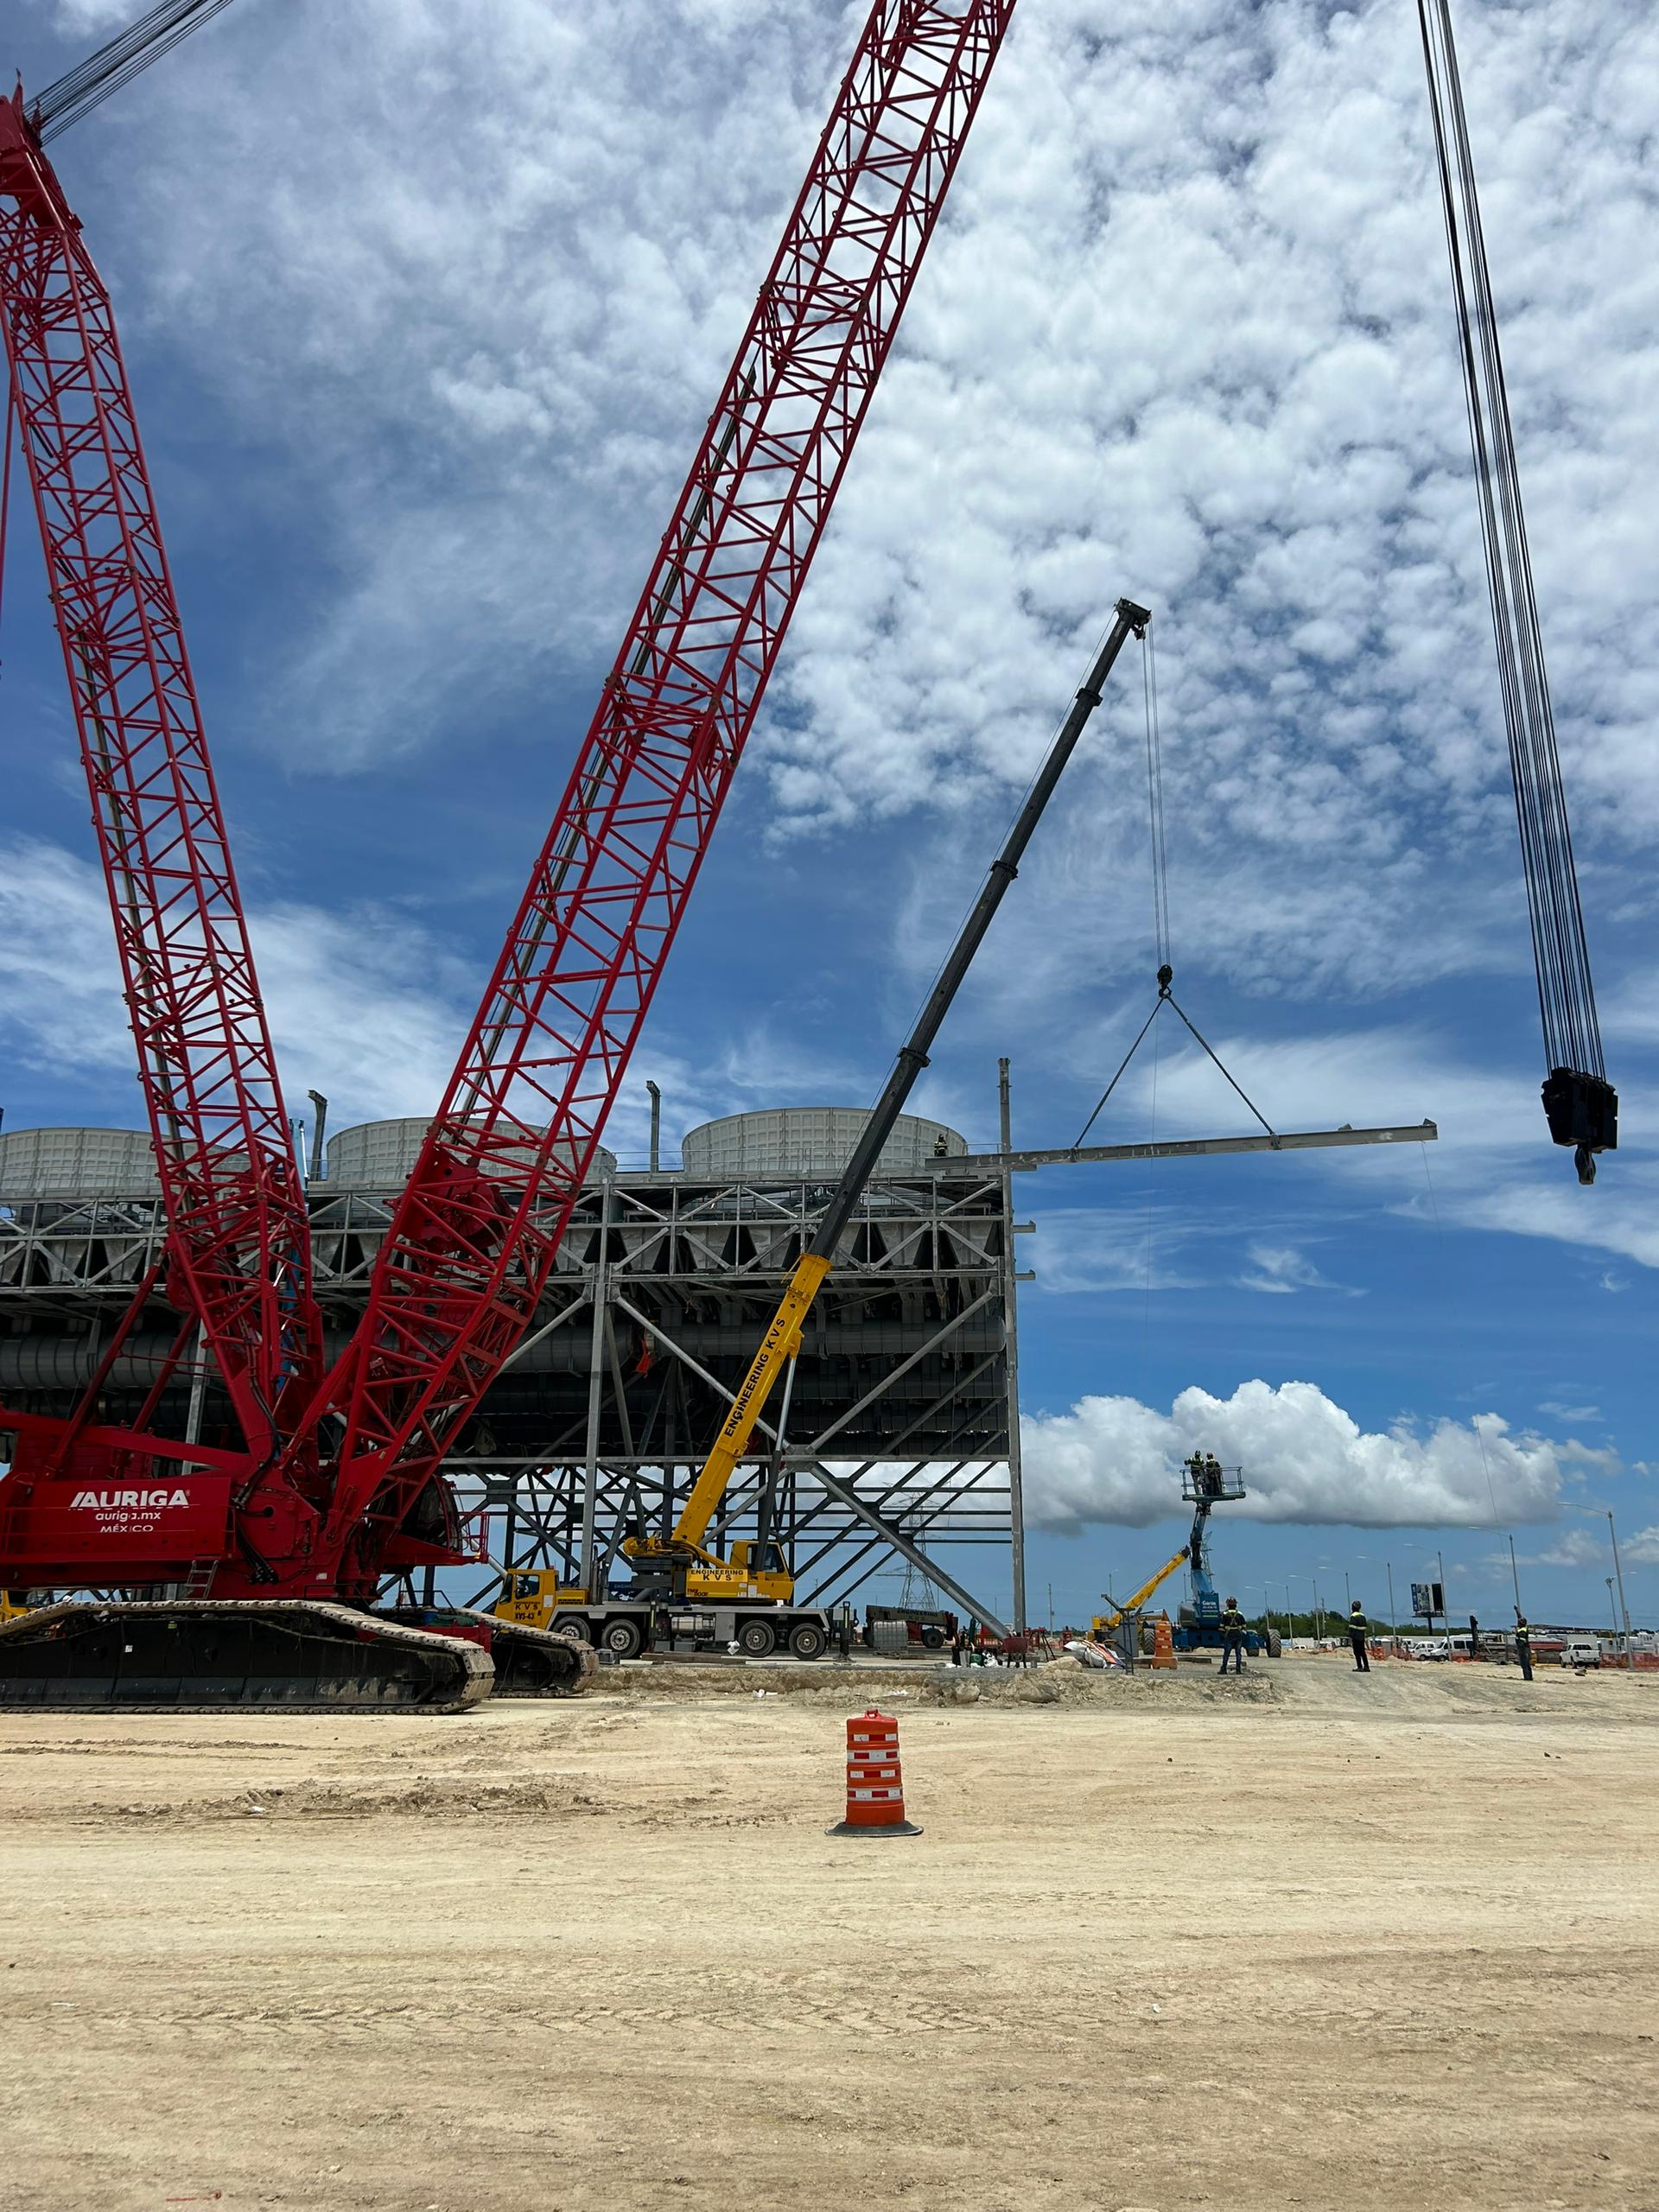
[305,2,1019,1579]
[0,92,319,1461]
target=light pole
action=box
[1608,1512,1633,1669]
[1507,1535,1522,1619]
[1312,1575,1324,1640]
[1606,1577,1620,1655]
[1284,1578,1309,1641]
[1437,1548,1447,1637]
[1386,1560,1398,1653]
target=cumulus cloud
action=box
[12,0,1656,1275]
[0,836,859,1160]
[1023,1377,1573,1533]
[25,0,1659,977]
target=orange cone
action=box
[1150,1613,1177,1669]
[827,1707,922,1838]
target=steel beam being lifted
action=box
[949,1120,1439,1177]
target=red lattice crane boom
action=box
[0,3,1019,1691]
[0,88,321,1466]
[296,0,1020,1594]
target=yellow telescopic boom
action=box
[654,1252,830,1558]
[1093,1548,1188,1636]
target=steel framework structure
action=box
[0,1163,1018,1620]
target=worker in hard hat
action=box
[1346,1599,1370,1673]
[1514,1613,1534,1682]
[1218,1595,1247,1674]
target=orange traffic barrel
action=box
[1150,1614,1176,1670]
[828,1707,922,1839]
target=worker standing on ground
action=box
[1218,1596,1247,1675]
[1515,1614,1534,1682]
[1347,1600,1371,1673]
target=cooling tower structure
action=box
[323,1117,616,1187]
[0,1127,158,1198]
[0,1103,1018,1627]
[680,1109,967,1178]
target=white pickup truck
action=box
[1560,1638,1601,1669]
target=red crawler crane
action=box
[0,2,1020,1707]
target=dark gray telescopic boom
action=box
[806,596,1150,1262]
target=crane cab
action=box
[683,1539,793,1606]
[494,1568,588,1628]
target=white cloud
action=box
[1236,1241,1361,1297]
[0,836,857,1163]
[1023,1377,1574,1533]
[15,0,1656,1275]
[33,0,1659,972]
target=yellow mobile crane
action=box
[496,599,1150,1657]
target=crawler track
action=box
[0,1599,494,1712]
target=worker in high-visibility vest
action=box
[1346,1600,1371,1673]
[1514,1614,1534,1682]
[1218,1597,1248,1674]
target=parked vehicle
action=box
[1560,1638,1601,1669]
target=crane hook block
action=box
[1541,1068,1618,1167]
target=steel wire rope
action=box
[1072,620,1278,1154]
[32,1,239,142]
[1143,624,1171,974]
[1416,0,1605,1090]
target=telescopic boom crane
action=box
[625,599,1150,1601]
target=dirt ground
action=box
[4,1654,1656,2212]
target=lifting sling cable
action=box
[1072,621,1278,1151]
[1416,0,1615,1183]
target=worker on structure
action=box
[1218,1595,1247,1674]
[1514,1614,1534,1682]
[1346,1599,1370,1673]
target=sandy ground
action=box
[4,1654,1656,2212]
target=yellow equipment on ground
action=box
[493,1571,588,1627]
[1090,1550,1189,1641]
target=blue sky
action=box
[4,0,1656,1632]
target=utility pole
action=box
[1386,1560,1398,1652]
[1606,1577,1619,1655]
[1608,1511,1633,1669]
[999,1057,1027,1636]
[1437,1548,1447,1637]
[1507,1534,1522,1618]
